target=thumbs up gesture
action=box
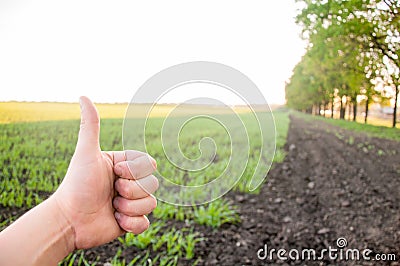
[53,96,159,249]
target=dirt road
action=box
[198,115,400,265]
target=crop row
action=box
[0,111,289,264]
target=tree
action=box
[294,0,399,126]
[286,26,367,120]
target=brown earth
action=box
[195,114,400,266]
[83,114,400,265]
[2,114,399,265]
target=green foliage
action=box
[118,224,203,265]
[289,0,399,127]
[183,229,204,260]
[59,250,97,266]
[152,228,204,258]
[152,202,188,221]
[0,110,289,209]
[274,111,290,160]
[1,110,290,264]
[192,200,240,228]
[153,199,240,228]
[109,249,138,266]
[118,221,164,249]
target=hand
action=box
[53,96,159,249]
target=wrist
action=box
[0,195,77,265]
[48,195,76,255]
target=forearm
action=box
[0,197,75,265]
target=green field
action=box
[0,103,289,265]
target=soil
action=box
[194,115,400,266]
[92,114,400,265]
[2,114,400,265]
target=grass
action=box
[152,199,240,228]
[294,111,400,142]
[0,102,289,264]
[119,226,204,258]
[329,111,400,128]
[118,221,165,249]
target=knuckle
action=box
[116,180,127,197]
[123,183,131,199]
[127,164,138,179]
[129,182,137,199]
[114,179,121,192]
[118,198,129,211]
[119,163,127,178]
[117,215,129,231]
[121,165,128,178]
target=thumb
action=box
[75,96,101,155]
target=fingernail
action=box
[114,212,121,220]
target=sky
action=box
[0,0,306,105]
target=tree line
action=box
[286,0,399,127]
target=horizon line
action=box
[0,100,286,106]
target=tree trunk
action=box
[331,95,334,119]
[340,98,345,120]
[347,101,351,121]
[365,97,369,124]
[324,103,328,117]
[393,84,398,128]
[353,100,357,122]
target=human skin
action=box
[0,96,159,265]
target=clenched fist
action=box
[0,96,159,265]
